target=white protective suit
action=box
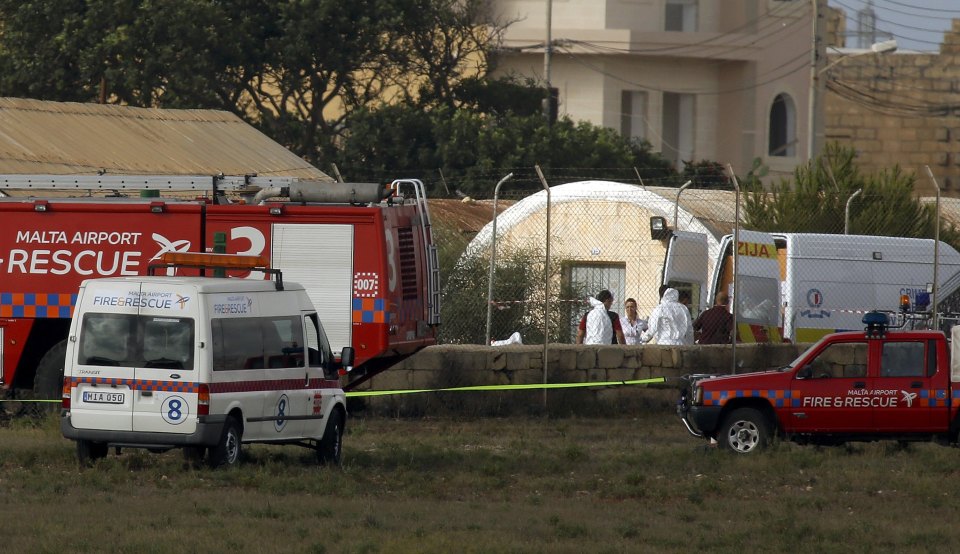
[640,288,694,345]
[583,297,613,345]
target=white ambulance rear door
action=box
[69,281,142,432]
[731,230,781,342]
[662,231,708,317]
[131,282,200,435]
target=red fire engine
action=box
[0,174,439,399]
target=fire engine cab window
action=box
[801,342,867,379]
[880,342,925,378]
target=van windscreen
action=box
[79,313,195,370]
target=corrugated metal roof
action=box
[0,97,329,180]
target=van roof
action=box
[81,276,306,294]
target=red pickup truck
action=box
[678,312,960,453]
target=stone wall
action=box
[826,18,960,196]
[350,343,807,417]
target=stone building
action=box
[825,19,960,197]
[490,0,813,180]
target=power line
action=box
[556,45,811,96]
[874,0,960,14]
[559,1,808,57]
[832,0,950,47]
[826,79,957,117]
[565,10,809,65]
[866,0,960,18]
[833,0,951,33]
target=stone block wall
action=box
[350,343,807,417]
[825,19,960,196]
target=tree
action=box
[742,143,960,247]
[439,244,585,344]
[681,160,731,189]
[393,0,513,110]
[0,0,513,166]
[337,105,675,196]
[0,0,258,109]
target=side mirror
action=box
[338,346,356,376]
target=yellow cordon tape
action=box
[0,399,60,403]
[1,377,667,402]
[345,377,666,398]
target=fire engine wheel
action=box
[208,417,243,468]
[77,440,108,466]
[34,339,68,401]
[719,408,771,454]
[317,410,344,466]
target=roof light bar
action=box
[158,252,269,270]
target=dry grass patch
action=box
[2,411,960,552]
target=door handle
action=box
[853,381,866,388]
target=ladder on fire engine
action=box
[391,179,441,326]
[0,174,365,198]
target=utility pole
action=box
[806,0,825,161]
[544,0,553,127]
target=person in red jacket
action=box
[693,292,733,344]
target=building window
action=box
[665,0,698,32]
[768,93,796,157]
[662,92,695,171]
[565,263,626,341]
[620,90,647,142]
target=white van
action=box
[664,231,960,342]
[60,254,352,467]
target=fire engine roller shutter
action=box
[271,224,353,352]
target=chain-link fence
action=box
[433,172,960,346]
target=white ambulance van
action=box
[60,253,352,468]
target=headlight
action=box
[693,385,703,405]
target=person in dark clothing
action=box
[693,291,734,344]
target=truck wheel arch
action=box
[317,404,346,466]
[719,407,773,454]
[718,399,779,437]
[33,339,68,401]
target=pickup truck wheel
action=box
[316,410,344,466]
[208,417,242,468]
[77,440,108,466]
[34,340,68,402]
[719,408,770,454]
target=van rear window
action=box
[79,313,195,370]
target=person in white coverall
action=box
[640,288,694,345]
[582,293,613,345]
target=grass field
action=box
[2,409,960,553]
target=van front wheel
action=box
[208,417,242,468]
[317,410,344,466]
